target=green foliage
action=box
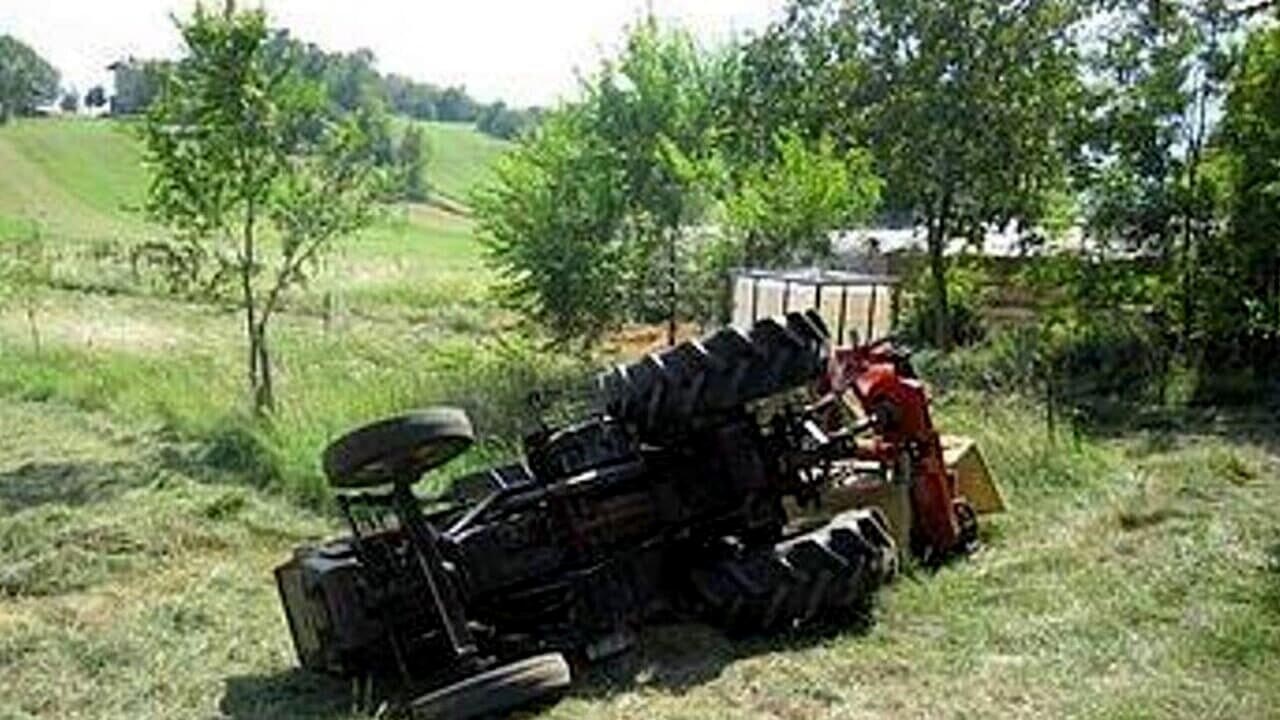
[866,0,1084,348]
[1079,1,1240,350]
[476,101,537,140]
[0,221,52,352]
[588,19,723,331]
[394,123,430,201]
[1208,19,1280,367]
[919,311,1173,429]
[84,85,107,109]
[476,18,724,342]
[900,259,989,349]
[719,0,870,171]
[143,5,383,413]
[58,90,78,114]
[741,0,1085,349]
[0,35,60,122]
[726,129,881,267]
[474,110,629,344]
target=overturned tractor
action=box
[275,311,1002,718]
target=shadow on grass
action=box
[0,459,145,512]
[570,612,876,702]
[220,668,362,720]
[217,612,878,719]
[1091,402,1280,457]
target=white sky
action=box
[0,0,784,107]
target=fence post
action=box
[750,275,760,324]
[866,283,879,341]
[838,284,849,345]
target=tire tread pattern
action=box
[688,509,898,633]
[597,311,830,439]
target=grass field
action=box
[1,117,1278,719]
[0,118,509,244]
[408,121,511,207]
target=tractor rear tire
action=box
[407,652,572,720]
[688,509,897,633]
[598,311,829,438]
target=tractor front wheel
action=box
[406,652,572,720]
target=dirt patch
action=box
[602,322,703,359]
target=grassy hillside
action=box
[416,120,511,205]
[0,119,149,243]
[0,117,508,246]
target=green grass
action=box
[415,121,511,206]
[0,394,1275,719]
[0,119,149,243]
[0,296,585,506]
[0,117,507,247]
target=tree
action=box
[437,86,479,122]
[477,102,540,140]
[736,1,1084,349]
[719,0,871,174]
[1207,19,1280,369]
[0,35,60,122]
[859,0,1085,349]
[144,5,384,414]
[396,123,430,201]
[586,18,723,344]
[727,129,882,268]
[478,17,880,344]
[324,47,382,112]
[85,85,107,109]
[474,109,630,344]
[59,89,78,114]
[1081,0,1240,347]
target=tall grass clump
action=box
[265,331,590,504]
[934,392,1128,511]
[0,328,590,508]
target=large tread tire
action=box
[407,652,572,720]
[323,407,474,489]
[598,311,829,438]
[688,509,897,633]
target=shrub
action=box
[899,259,989,349]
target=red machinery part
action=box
[824,342,967,559]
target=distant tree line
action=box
[107,35,540,140]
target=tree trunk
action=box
[241,199,270,415]
[252,321,275,413]
[666,228,678,347]
[927,195,953,351]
